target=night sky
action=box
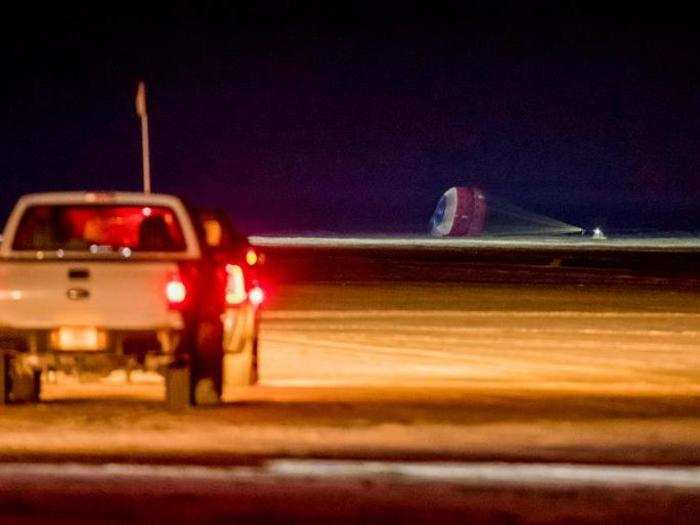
[2,2,699,234]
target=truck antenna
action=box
[135,81,151,193]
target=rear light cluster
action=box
[243,248,265,305]
[166,263,264,311]
[225,264,264,306]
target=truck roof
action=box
[15,191,185,207]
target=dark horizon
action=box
[2,2,699,235]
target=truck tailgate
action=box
[0,261,184,330]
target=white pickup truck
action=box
[0,192,262,406]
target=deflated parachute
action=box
[430,187,582,237]
[430,187,487,236]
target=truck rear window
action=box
[12,205,187,253]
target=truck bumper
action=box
[0,327,181,356]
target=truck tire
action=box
[165,323,224,408]
[250,336,259,385]
[1,353,10,405]
[192,320,224,406]
[0,353,41,404]
[17,369,41,402]
[165,319,224,408]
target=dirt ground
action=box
[1,282,698,465]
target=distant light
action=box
[142,207,152,217]
[36,251,45,260]
[248,286,265,306]
[9,290,22,301]
[89,244,99,254]
[120,247,132,258]
[245,248,258,266]
[592,227,606,240]
[56,249,65,258]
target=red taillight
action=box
[224,264,264,307]
[248,286,264,306]
[166,279,187,306]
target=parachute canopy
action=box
[430,187,582,237]
[430,187,487,236]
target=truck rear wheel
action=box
[1,352,41,404]
[249,336,259,385]
[0,353,9,404]
[192,321,224,405]
[165,321,224,408]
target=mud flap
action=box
[0,352,9,405]
[165,364,191,409]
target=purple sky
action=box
[2,3,698,234]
